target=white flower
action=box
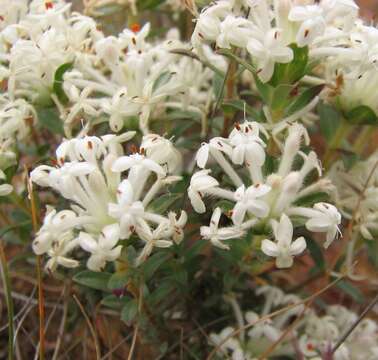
[247,28,294,83]
[111,153,166,177]
[305,203,341,248]
[261,214,306,268]
[245,311,281,342]
[167,211,187,244]
[108,180,145,239]
[141,134,182,174]
[200,208,244,250]
[135,219,173,265]
[79,224,122,271]
[228,122,266,166]
[188,170,219,213]
[288,5,326,47]
[232,184,271,225]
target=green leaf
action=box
[152,71,173,92]
[217,48,256,74]
[286,85,324,116]
[306,237,325,271]
[317,102,341,141]
[37,107,63,135]
[213,73,224,100]
[138,0,165,10]
[108,271,130,290]
[101,294,130,309]
[221,99,260,119]
[269,44,309,86]
[336,280,364,304]
[344,105,378,125]
[142,252,170,281]
[73,270,111,292]
[121,299,138,323]
[366,240,378,269]
[148,193,182,214]
[270,84,294,111]
[53,62,73,104]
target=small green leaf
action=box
[318,102,341,141]
[108,271,130,290]
[306,237,325,271]
[101,294,130,309]
[73,270,111,292]
[142,252,170,281]
[121,299,138,323]
[345,105,378,125]
[221,99,260,119]
[37,107,64,135]
[152,71,172,92]
[148,193,182,214]
[53,62,73,104]
[269,44,309,86]
[286,85,324,116]
[336,280,364,304]
[366,240,378,269]
[138,0,165,10]
[217,48,256,74]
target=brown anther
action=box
[140,147,145,155]
[304,29,310,38]
[45,1,53,10]
[132,37,136,46]
[130,23,141,33]
[130,144,138,154]
[235,123,241,130]
[0,16,4,21]
[217,141,223,147]
[130,226,135,232]
[87,140,93,150]
[290,86,299,97]
[274,31,278,39]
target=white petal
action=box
[79,232,98,253]
[111,156,134,172]
[290,237,306,255]
[276,214,293,243]
[196,144,209,169]
[0,184,13,196]
[261,239,279,257]
[188,189,206,213]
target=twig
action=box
[73,294,101,360]
[0,242,15,360]
[26,169,45,360]
[206,274,346,360]
[127,284,144,360]
[257,302,310,360]
[331,293,378,354]
[51,286,69,360]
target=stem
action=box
[0,242,14,360]
[352,126,371,154]
[222,59,237,137]
[323,121,350,169]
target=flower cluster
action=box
[31,133,187,271]
[189,121,341,268]
[330,152,378,241]
[0,95,36,196]
[0,0,221,137]
[192,0,359,83]
[61,24,223,135]
[210,286,378,360]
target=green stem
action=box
[0,242,14,360]
[352,126,371,154]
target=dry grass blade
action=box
[206,274,346,360]
[332,292,378,354]
[0,242,15,360]
[257,302,311,360]
[73,294,101,360]
[25,168,45,360]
